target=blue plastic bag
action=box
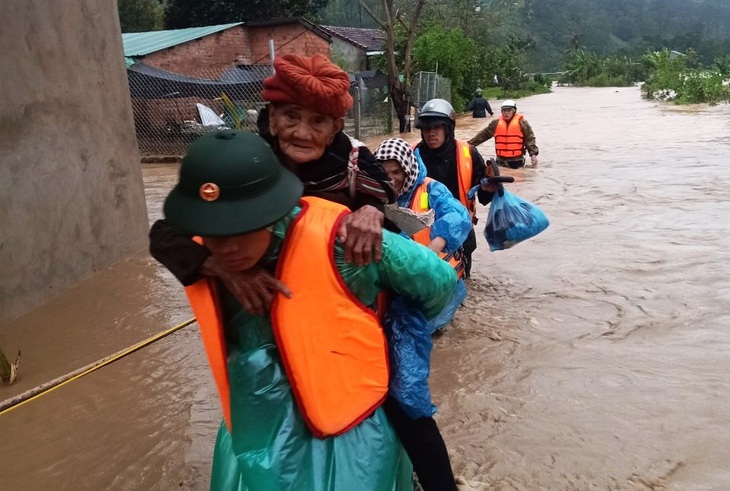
[484,190,549,251]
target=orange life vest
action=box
[409,178,465,279]
[454,140,477,222]
[495,113,525,159]
[184,275,231,429]
[184,197,389,438]
[414,140,475,221]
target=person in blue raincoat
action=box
[373,137,472,491]
[375,137,472,334]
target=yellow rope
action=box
[0,317,196,417]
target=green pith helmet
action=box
[475,88,483,96]
[164,130,303,237]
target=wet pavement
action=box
[2,85,730,490]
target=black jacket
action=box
[466,96,493,118]
[415,139,493,207]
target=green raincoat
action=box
[208,207,457,490]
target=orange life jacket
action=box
[454,140,477,222]
[184,197,389,438]
[184,275,231,429]
[414,140,475,221]
[409,178,465,279]
[495,113,525,159]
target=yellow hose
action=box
[0,317,196,417]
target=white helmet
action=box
[501,99,517,110]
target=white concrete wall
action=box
[330,37,366,72]
[0,0,149,325]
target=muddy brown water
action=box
[1,86,729,490]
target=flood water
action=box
[1,85,730,490]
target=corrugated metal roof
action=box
[122,23,243,57]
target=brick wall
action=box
[248,25,330,62]
[143,26,252,78]
[141,24,331,78]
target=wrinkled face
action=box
[381,159,406,195]
[421,125,447,149]
[203,229,272,272]
[501,108,516,122]
[268,103,344,164]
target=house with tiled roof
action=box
[321,25,386,72]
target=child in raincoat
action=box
[163,130,458,491]
[374,137,472,490]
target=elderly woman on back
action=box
[149,54,396,312]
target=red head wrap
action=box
[262,54,353,119]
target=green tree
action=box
[714,55,730,77]
[642,48,689,101]
[317,0,383,27]
[118,0,165,33]
[642,47,730,104]
[319,0,730,81]
[562,49,601,85]
[412,24,479,109]
[494,33,534,91]
[166,0,329,28]
[517,0,730,72]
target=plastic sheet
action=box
[427,279,467,334]
[384,295,436,419]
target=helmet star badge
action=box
[199,183,220,202]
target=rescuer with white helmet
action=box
[468,98,540,168]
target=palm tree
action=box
[714,55,730,77]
